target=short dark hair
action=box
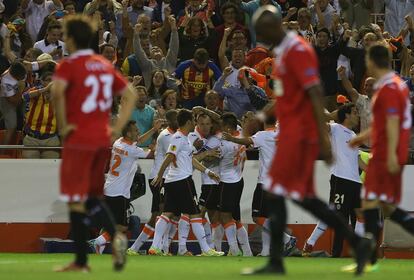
[197,113,211,122]
[165,109,178,129]
[264,114,276,126]
[99,43,115,54]
[337,103,355,124]
[64,1,75,8]
[64,15,96,49]
[135,86,147,94]
[221,112,238,130]
[9,61,27,81]
[27,48,43,60]
[316,28,331,40]
[368,44,391,69]
[220,2,238,16]
[177,109,193,127]
[193,48,209,64]
[47,21,62,32]
[122,120,137,137]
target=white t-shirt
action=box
[149,127,175,179]
[188,126,208,153]
[165,130,193,183]
[329,123,361,183]
[104,138,150,199]
[33,39,68,60]
[202,134,221,185]
[218,132,246,183]
[0,72,19,98]
[251,128,279,185]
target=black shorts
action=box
[199,184,221,210]
[252,183,269,218]
[219,179,244,218]
[149,179,164,213]
[104,195,129,226]
[329,175,362,212]
[164,176,200,215]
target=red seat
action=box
[0,130,23,158]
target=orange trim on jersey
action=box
[160,215,170,223]
[224,221,236,229]
[195,126,207,139]
[180,215,190,223]
[236,222,243,229]
[255,217,267,226]
[121,137,133,145]
[167,127,175,134]
[191,218,203,224]
[265,127,276,132]
[211,223,220,229]
[102,232,111,241]
[202,218,208,224]
[178,129,189,136]
[171,220,179,226]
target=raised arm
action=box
[133,23,152,69]
[137,118,165,144]
[218,28,231,70]
[337,65,359,103]
[165,16,179,68]
[221,132,253,146]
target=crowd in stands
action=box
[0,0,414,158]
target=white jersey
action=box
[329,123,361,183]
[165,130,193,183]
[219,132,246,183]
[149,127,175,179]
[104,138,150,199]
[188,127,208,153]
[202,134,221,185]
[251,128,279,185]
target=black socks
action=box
[390,208,414,235]
[267,195,286,267]
[85,198,117,238]
[363,208,380,264]
[70,211,88,266]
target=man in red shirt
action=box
[244,5,370,276]
[51,15,137,272]
[350,44,414,272]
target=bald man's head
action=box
[253,5,284,46]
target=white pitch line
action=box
[0,259,60,265]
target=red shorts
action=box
[60,145,111,202]
[364,159,403,204]
[264,137,319,200]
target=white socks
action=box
[224,221,239,255]
[191,218,211,253]
[307,221,327,246]
[236,223,252,256]
[212,223,224,251]
[151,215,170,249]
[178,215,191,254]
[130,224,155,251]
[355,220,365,237]
[203,219,214,249]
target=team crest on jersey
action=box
[273,78,284,97]
[171,145,177,151]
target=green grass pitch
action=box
[0,254,413,280]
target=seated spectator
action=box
[213,66,266,119]
[177,16,216,64]
[0,61,27,145]
[204,90,222,115]
[174,48,222,109]
[130,86,155,147]
[33,21,67,61]
[147,70,168,103]
[21,0,64,42]
[99,43,116,64]
[133,15,178,87]
[22,71,59,159]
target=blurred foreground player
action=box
[244,5,370,276]
[51,15,137,272]
[349,44,414,273]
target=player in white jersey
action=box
[127,110,179,255]
[222,113,297,257]
[148,109,224,256]
[88,121,151,254]
[303,103,366,257]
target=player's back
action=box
[272,32,320,141]
[251,128,278,184]
[219,133,246,183]
[149,128,175,179]
[371,73,412,163]
[54,50,127,146]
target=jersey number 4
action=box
[82,74,114,113]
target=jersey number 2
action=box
[110,155,122,177]
[82,74,114,113]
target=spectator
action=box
[204,89,222,115]
[177,16,216,64]
[99,43,116,64]
[33,21,67,61]
[147,70,168,103]
[22,70,59,159]
[21,0,63,42]
[309,0,336,29]
[213,66,266,119]
[314,28,341,112]
[177,0,215,26]
[133,15,178,87]
[130,86,155,147]
[174,48,222,108]
[121,35,151,78]
[404,63,414,101]
[297,7,316,44]
[152,0,180,24]
[339,0,373,29]
[83,0,121,23]
[5,17,33,59]
[384,0,414,41]
[116,0,153,40]
[0,61,27,145]
[63,1,76,15]
[154,89,178,120]
[399,15,414,77]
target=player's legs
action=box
[178,214,191,255]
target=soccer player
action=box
[89,120,154,254]
[51,15,137,272]
[127,110,179,255]
[349,44,414,273]
[302,104,366,257]
[217,112,252,256]
[245,6,370,275]
[149,109,224,256]
[222,112,297,257]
